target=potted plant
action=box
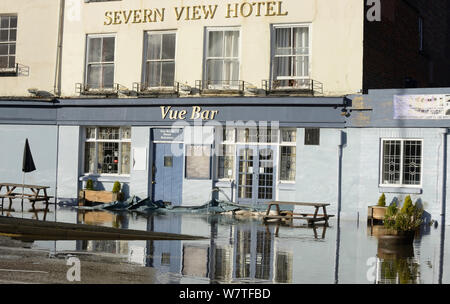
[379,195,424,245]
[368,193,388,225]
[79,180,124,205]
[112,181,124,201]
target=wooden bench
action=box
[263,201,335,227]
[0,183,52,219]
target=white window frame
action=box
[84,33,116,90]
[84,126,131,176]
[379,138,423,188]
[279,129,297,183]
[0,14,17,71]
[271,23,312,89]
[203,26,241,90]
[142,30,177,90]
[216,128,236,181]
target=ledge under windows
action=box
[378,186,423,195]
[79,175,130,183]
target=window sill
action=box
[80,174,130,183]
[0,71,18,77]
[278,182,296,191]
[378,186,422,194]
[215,180,234,188]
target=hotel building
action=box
[1,0,450,222]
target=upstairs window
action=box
[204,28,240,89]
[144,31,176,89]
[85,35,115,90]
[0,15,17,72]
[272,24,310,89]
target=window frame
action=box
[142,30,177,90]
[203,26,241,89]
[0,14,18,72]
[379,138,423,188]
[84,33,116,90]
[271,23,312,88]
[83,126,131,176]
[185,144,212,180]
[216,128,237,181]
[279,129,297,183]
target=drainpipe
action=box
[440,128,447,223]
[53,0,65,96]
[439,128,447,284]
[334,130,344,284]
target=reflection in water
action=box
[377,244,420,284]
[73,209,293,283]
[14,203,447,284]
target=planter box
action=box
[368,206,388,222]
[79,190,121,205]
[378,231,416,247]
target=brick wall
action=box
[363,0,450,92]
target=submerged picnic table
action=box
[263,201,334,227]
[0,183,53,219]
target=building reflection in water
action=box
[75,210,129,255]
[181,221,293,283]
[376,243,420,284]
[73,209,294,283]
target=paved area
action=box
[0,236,158,284]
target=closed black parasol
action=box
[22,138,36,173]
[21,138,36,214]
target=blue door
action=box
[152,143,183,206]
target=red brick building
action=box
[363,0,450,92]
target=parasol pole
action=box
[22,171,25,217]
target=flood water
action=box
[1,203,450,284]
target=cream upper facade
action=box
[0,0,61,97]
[1,0,364,98]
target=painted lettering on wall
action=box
[104,1,288,25]
[161,106,219,120]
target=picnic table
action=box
[262,201,334,227]
[0,183,53,219]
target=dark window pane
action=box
[9,43,15,55]
[0,17,9,29]
[304,128,320,145]
[0,56,7,68]
[102,64,114,88]
[0,30,8,42]
[102,37,115,62]
[0,44,7,55]
[161,62,175,86]
[146,61,161,87]
[8,55,15,68]
[10,16,17,28]
[9,29,16,41]
[161,33,176,60]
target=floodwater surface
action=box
[1,202,449,284]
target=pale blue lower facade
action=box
[0,88,449,225]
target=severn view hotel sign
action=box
[104,1,289,25]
